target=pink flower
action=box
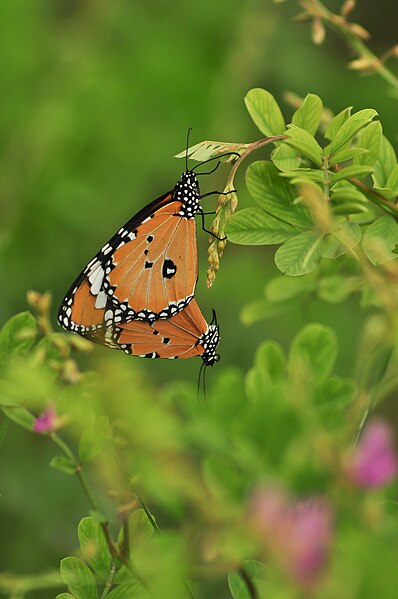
[347,419,398,488]
[33,406,57,433]
[249,487,333,587]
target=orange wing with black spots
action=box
[58,170,203,333]
[113,299,220,365]
[103,201,198,321]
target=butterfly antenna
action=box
[203,363,208,406]
[211,308,218,326]
[186,127,192,172]
[197,361,205,401]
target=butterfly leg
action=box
[199,189,237,200]
[199,209,227,241]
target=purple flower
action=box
[348,418,398,488]
[249,487,333,587]
[33,406,57,433]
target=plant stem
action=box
[300,0,398,90]
[110,445,197,599]
[50,432,121,560]
[100,562,116,599]
[226,136,288,189]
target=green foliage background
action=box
[1,1,398,598]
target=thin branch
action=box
[50,433,121,561]
[100,562,116,599]
[299,0,398,90]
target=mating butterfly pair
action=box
[58,165,222,366]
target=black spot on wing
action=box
[162,258,177,279]
[145,261,153,269]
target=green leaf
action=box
[228,561,267,599]
[372,186,395,200]
[78,517,111,579]
[107,583,148,599]
[60,557,98,599]
[1,406,34,431]
[244,88,285,136]
[315,376,357,428]
[271,144,301,171]
[372,135,397,188]
[292,93,323,135]
[0,312,37,372]
[226,208,296,245]
[265,273,317,301]
[246,161,312,228]
[317,275,357,303]
[279,168,324,184]
[330,146,369,165]
[328,109,378,154]
[175,140,247,162]
[353,121,382,166]
[254,341,285,382]
[331,181,368,204]
[284,125,323,166]
[275,230,324,276]
[50,456,76,475]
[330,165,374,183]
[56,594,76,599]
[324,107,352,141]
[362,216,398,265]
[332,202,369,216]
[128,509,155,543]
[288,324,338,386]
[321,221,361,259]
[386,164,398,195]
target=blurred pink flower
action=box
[33,406,57,433]
[348,418,398,488]
[249,487,333,587]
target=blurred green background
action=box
[1,0,398,595]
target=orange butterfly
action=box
[88,299,220,365]
[57,136,236,363]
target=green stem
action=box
[226,135,288,188]
[300,0,398,90]
[50,433,121,561]
[100,562,116,599]
[110,446,196,599]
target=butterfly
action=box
[57,133,236,364]
[58,152,237,334]
[90,298,220,365]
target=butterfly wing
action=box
[115,299,209,359]
[58,190,198,331]
[103,200,197,321]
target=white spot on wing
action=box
[95,290,107,309]
[88,265,105,295]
